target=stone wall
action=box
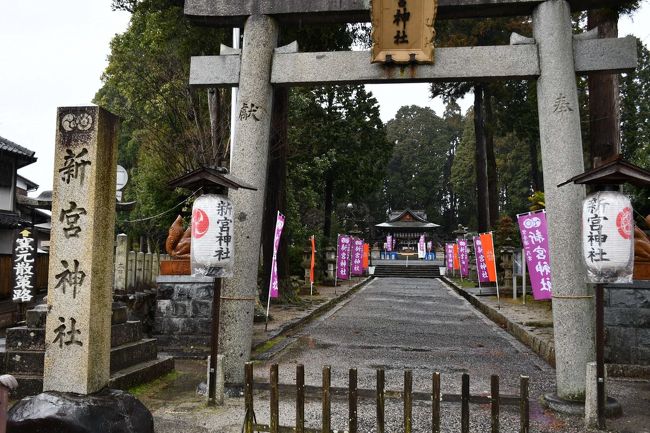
[605,281,650,365]
[154,276,214,357]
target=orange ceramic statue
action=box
[165,215,191,259]
[635,215,650,259]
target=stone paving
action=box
[141,276,650,432]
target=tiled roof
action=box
[0,136,37,167]
[388,209,428,223]
[0,212,30,229]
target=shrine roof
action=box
[169,166,257,192]
[376,209,440,229]
[186,0,629,26]
[376,221,440,229]
[558,158,650,188]
[388,209,428,223]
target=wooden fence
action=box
[244,363,530,433]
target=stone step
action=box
[373,265,441,278]
[5,350,44,375]
[6,337,159,376]
[5,328,45,351]
[110,339,158,373]
[10,374,43,399]
[111,321,143,348]
[374,272,441,276]
[153,334,210,358]
[108,356,175,390]
[11,356,175,399]
[5,321,142,353]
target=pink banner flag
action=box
[351,238,364,276]
[386,235,393,252]
[269,212,285,298]
[518,211,552,300]
[446,243,454,271]
[337,235,351,280]
[458,239,469,277]
[473,236,491,283]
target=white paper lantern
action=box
[191,194,234,277]
[582,190,634,284]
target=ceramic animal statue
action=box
[166,215,191,259]
[634,214,650,261]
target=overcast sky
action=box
[1,1,649,195]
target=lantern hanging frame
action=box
[561,156,650,430]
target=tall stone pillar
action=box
[222,14,279,384]
[533,0,595,402]
[43,106,118,394]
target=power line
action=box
[118,188,202,224]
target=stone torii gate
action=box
[185,0,637,405]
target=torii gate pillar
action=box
[534,0,595,403]
[222,14,278,385]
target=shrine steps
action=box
[2,319,174,398]
[373,264,442,279]
[108,356,175,390]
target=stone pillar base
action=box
[542,393,621,417]
[8,389,153,433]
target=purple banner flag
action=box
[337,235,352,280]
[351,238,364,276]
[446,243,454,271]
[269,212,285,299]
[418,235,426,259]
[386,235,393,252]
[458,239,469,277]
[517,211,552,300]
[473,236,490,283]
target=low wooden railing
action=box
[244,363,530,433]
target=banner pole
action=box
[310,235,314,298]
[474,239,482,295]
[513,252,517,300]
[265,286,272,331]
[522,250,527,305]
[492,231,500,309]
[348,238,353,278]
[265,211,281,331]
[334,234,339,288]
[265,256,275,331]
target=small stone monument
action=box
[113,234,128,293]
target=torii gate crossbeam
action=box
[186,0,629,25]
[190,37,636,87]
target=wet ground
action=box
[133,276,649,432]
[256,277,563,432]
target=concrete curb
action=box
[252,277,375,356]
[441,277,556,368]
